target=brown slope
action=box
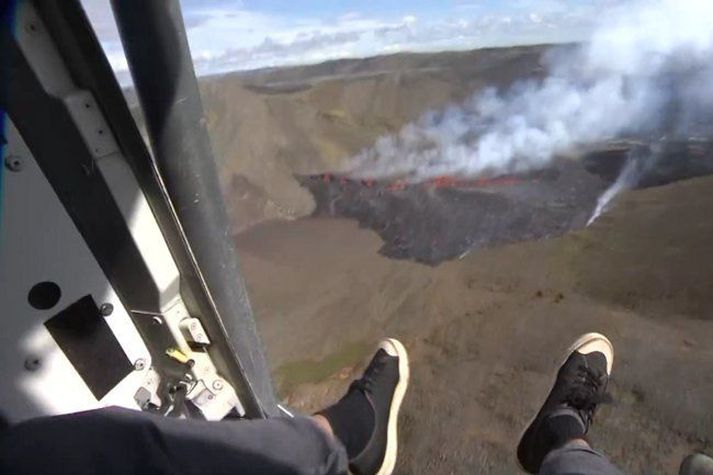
[197,45,551,232]
[235,176,713,474]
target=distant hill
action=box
[194,45,555,232]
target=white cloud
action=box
[339,11,362,22]
[402,15,418,25]
[79,0,615,84]
[346,0,713,182]
[529,13,543,23]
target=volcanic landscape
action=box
[299,140,713,264]
[180,44,713,473]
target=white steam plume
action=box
[587,152,640,226]
[347,0,713,181]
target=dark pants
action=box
[0,408,347,475]
[541,442,625,475]
[0,408,622,475]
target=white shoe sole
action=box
[373,338,410,475]
[516,332,614,473]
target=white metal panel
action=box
[64,90,120,159]
[3,1,243,420]
[94,153,182,309]
[0,120,152,423]
[14,2,75,98]
[14,1,182,310]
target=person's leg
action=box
[0,338,410,475]
[517,332,625,475]
[0,407,347,475]
[318,338,410,475]
[540,440,624,475]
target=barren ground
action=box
[236,175,713,474]
[198,45,713,473]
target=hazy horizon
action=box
[80,0,620,85]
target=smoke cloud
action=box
[347,0,713,181]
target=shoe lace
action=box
[350,355,387,394]
[565,365,606,428]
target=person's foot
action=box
[319,338,410,475]
[517,332,614,473]
[680,454,713,475]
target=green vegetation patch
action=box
[275,340,371,396]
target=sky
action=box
[80,0,626,83]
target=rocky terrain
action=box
[197,45,552,232]
[191,45,713,473]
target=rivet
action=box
[4,155,23,172]
[99,303,114,316]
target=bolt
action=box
[151,316,163,326]
[212,380,224,391]
[24,357,41,371]
[133,358,147,371]
[99,303,113,316]
[4,155,23,172]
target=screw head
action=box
[151,316,163,326]
[133,358,147,371]
[99,303,114,316]
[212,380,224,391]
[24,356,41,371]
[4,155,24,172]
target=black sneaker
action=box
[320,338,410,475]
[517,333,614,473]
